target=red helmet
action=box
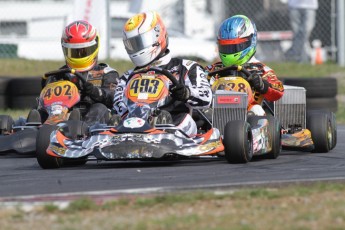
[61,20,100,71]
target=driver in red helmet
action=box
[112,11,212,137]
[38,20,119,125]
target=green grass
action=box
[1,58,345,77]
[0,58,134,77]
[267,61,345,78]
[2,182,345,230]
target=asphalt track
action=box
[0,126,344,200]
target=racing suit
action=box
[41,63,119,125]
[113,50,212,136]
[205,57,284,115]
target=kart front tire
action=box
[156,110,173,125]
[223,120,253,163]
[307,112,332,153]
[36,124,63,169]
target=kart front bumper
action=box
[47,129,224,160]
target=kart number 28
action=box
[227,82,247,92]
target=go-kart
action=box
[0,68,84,155]
[40,66,281,169]
[207,65,282,162]
[275,85,337,152]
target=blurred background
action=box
[0,0,344,66]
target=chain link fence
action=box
[0,0,339,64]
[218,0,337,63]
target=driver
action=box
[112,11,212,137]
[38,20,119,125]
[205,15,284,115]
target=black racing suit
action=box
[40,63,119,125]
[113,50,212,136]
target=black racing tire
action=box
[0,77,10,94]
[108,114,122,126]
[36,124,63,169]
[9,95,38,109]
[0,95,7,108]
[306,112,332,153]
[266,116,282,159]
[307,110,337,150]
[0,77,10,109]
[223,120,253,163]
[7,77,41,96]
[0,115,14,135]
[283,77,337,98]
[156,110,173,125]
[328,111,337,150]
[306,97,338,113]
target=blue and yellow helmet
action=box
[217,15,257,66]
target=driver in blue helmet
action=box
[205,15,284,115]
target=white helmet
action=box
[123,11,168,67]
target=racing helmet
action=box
[61,20,99,72]
[217,15,257,66]
[123,11,168,67]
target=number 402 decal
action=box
[43,84,72,100]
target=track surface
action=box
[1,126,344,198]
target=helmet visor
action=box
[218,36,252,54]
[62,37,98,58]
[124,30,157,54]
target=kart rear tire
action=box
[223,120,253,163]
[36,124,63,169]
[307,112,332,153]
[0,115,14,135]
[307,110,336,150]
[266,116,282,159]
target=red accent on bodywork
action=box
[217,95,241,104]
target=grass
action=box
[1,182,345,230]
[0,58,134,77]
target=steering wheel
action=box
[208,65,251,80]
[126,67,180,108]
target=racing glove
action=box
[170,84,191,102]
[82,81,103,99]
[248,74,269,94]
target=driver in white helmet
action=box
[112,11,212,137]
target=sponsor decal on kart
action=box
[123,117,145,128]
[217,95,241,104]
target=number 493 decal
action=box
[127,76,168,102]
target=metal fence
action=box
[0,0,340,64]
[218,0,337,63]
